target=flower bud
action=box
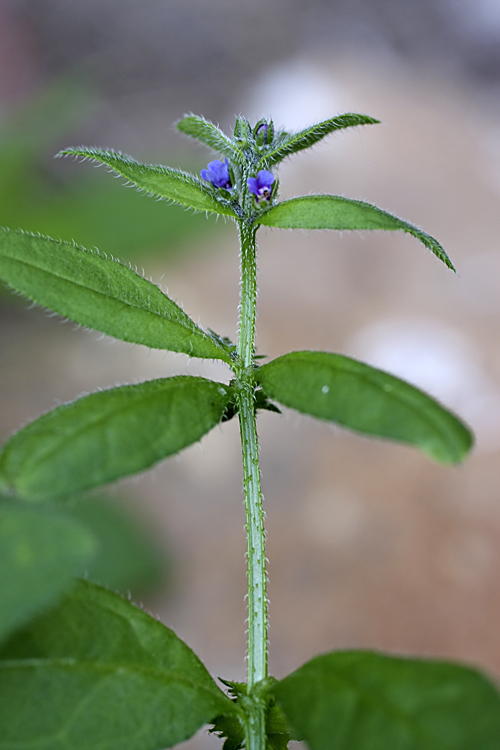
[253,119,274,148]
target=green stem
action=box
[235,220,268,750]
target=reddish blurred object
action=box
[0,2,40,105]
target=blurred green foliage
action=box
[66,494,166,595]
[0,492,167,622]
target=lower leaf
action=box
[270,650,500,750]
[0,580,239,750]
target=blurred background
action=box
[1,1,500,746]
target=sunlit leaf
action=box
[0,228,233,362]
[258,195,454,270]
[271,650,500,750]
[0,500,95,643]
[256,351,472,464]
[58,146,238,217]
[0,376,232,502]
[0,580,240,750]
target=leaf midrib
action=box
[0,657,227,697]
[0,659,237,749]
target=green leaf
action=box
[66,495,165,594]
[58,146,238,217]
[271,650,500,750]
[256,351,472,464]
[258,195,455,271]
[176,114,244,163]
[0,579,239,750]
[0,228,233,362]
[0,376,232,502]
[261,114,380,167]
[0,500,96,643]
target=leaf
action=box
[261,114,380,167]
[256,351,472,464]
[66,495,165,594]
[176,115,244,163]
[0,228,233,362]
[0,499,96,643]
[0,376,232,502]
[57,146,238,217]
[258,195,455,271]
[0,579,239,750]
[270,650,500,750]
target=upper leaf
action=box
[0,500,96,643]
[258,195,455,271]
[176,115,244,164]
[58,146,238,217]
[0,579,239,750]
[260,114,380,167]
[256,351,473,464]
[0,228,233,362]
[270,650,500,750]
[0,376,232,502]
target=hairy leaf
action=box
[261,114,380,167]
[58,146,238,217]
[0,580,239,750]
[0,500,95,643]
[0,228,233,362]
[258,195,454,270]
[271,650,500,750]
[256,351,472,464]
[176,115,243,163]
[0,376,232,502]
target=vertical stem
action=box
[237,221,259,371]
[236,220,268,750]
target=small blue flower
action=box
[201,158,232,190]
[247,170,274,201]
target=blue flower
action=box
[201,158,232,190]
[247,170,274,201]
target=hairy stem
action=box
[236,220,267,750]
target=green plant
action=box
[1,112,499,750]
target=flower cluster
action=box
[201,157,275,205]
